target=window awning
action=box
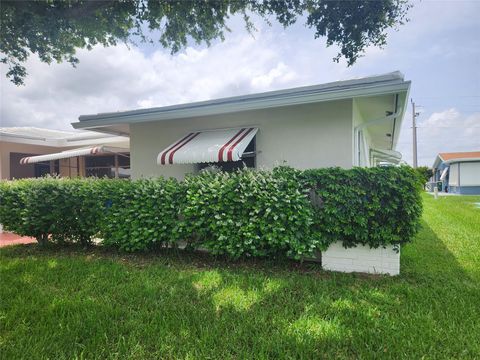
[440,167,449,181]
[370,148,402,164]
[157,127,258,165]
[20,146,128,164]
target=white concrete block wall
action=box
[322,241,400,276]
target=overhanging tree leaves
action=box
[1,0,411,85]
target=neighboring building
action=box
[72,72,410,180]
[432,151,480,195]
[0,127,130,180]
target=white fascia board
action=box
[443,157,480,164]
[0,133,128,148]
[432,155,443,169]
[0,134,63,147]
[73,81,411,131]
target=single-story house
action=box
[0,127,130,180]
[72,72,410,180]
[432,151,480,194]
[71,71,411,276]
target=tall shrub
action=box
[0,177,107,245]
[301,166,423,249]
[100,178,183,251]
[181,168,321,258]
[0,166,422,254]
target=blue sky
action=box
[1,0,479,166]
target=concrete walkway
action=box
[0,232,36,247]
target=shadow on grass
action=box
[0,225,478,359]
[402,219,472,282]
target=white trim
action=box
[353,109,403,166]
[442,157,480,164]
[73,74,410,130]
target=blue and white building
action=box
[432,151,480,195]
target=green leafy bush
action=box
[301,166,423,248]
[181,168,321,259]
[100,178,183,251]
[0,177,108,245]
[0,166,422,254]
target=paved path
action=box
[0,232,36,247]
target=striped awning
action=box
[20,146,127,164]
[157,127,258,165]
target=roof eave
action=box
[73,81,411,130]
[443,157,480,164]
[391,85,411,150]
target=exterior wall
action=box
[448,162,459,186]
[447,161,480,194]
[352,99,372,167]
[322,241,400,275]
[130,100,353,179]
[0,141,63,180]
[449,185,480,195]
[459,161,480,186]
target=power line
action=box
[414,95,480,99]
[416,126,480,128]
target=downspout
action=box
[353,96,403,166]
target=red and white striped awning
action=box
[20,146,127,164]
[157,127,258,165]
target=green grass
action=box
[1,194,479,359]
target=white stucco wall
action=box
[130,100,353,179]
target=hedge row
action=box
[0,166,422,258]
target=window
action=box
[85,153,130,178]
[198,136,256,172]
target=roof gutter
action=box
[73,81,410,131]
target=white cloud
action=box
[396,108,480,166]
[0,26,347,130]
[1,0,479,170]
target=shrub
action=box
[100,178,183,251]
[181,168,320,259]
[0,166,422,254]
[301,166,423,249]
[413,166,433,189]
[0,177,107,245]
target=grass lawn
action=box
[1,194,479,359]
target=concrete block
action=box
[322,241,400,276]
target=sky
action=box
[1,0,479,167]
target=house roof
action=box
[0,127,129,148]
[433,151,480,167]
[72,71,411,135]
[439,151,480,161]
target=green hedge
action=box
[0,177,110,245]
[181,169,320,258]
[0,166,422,256]
[301,166,423,249]
[101,178,184,251]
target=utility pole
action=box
[411,99,418,168]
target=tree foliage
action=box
[1,0,410,85]
[414,166,433,187]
